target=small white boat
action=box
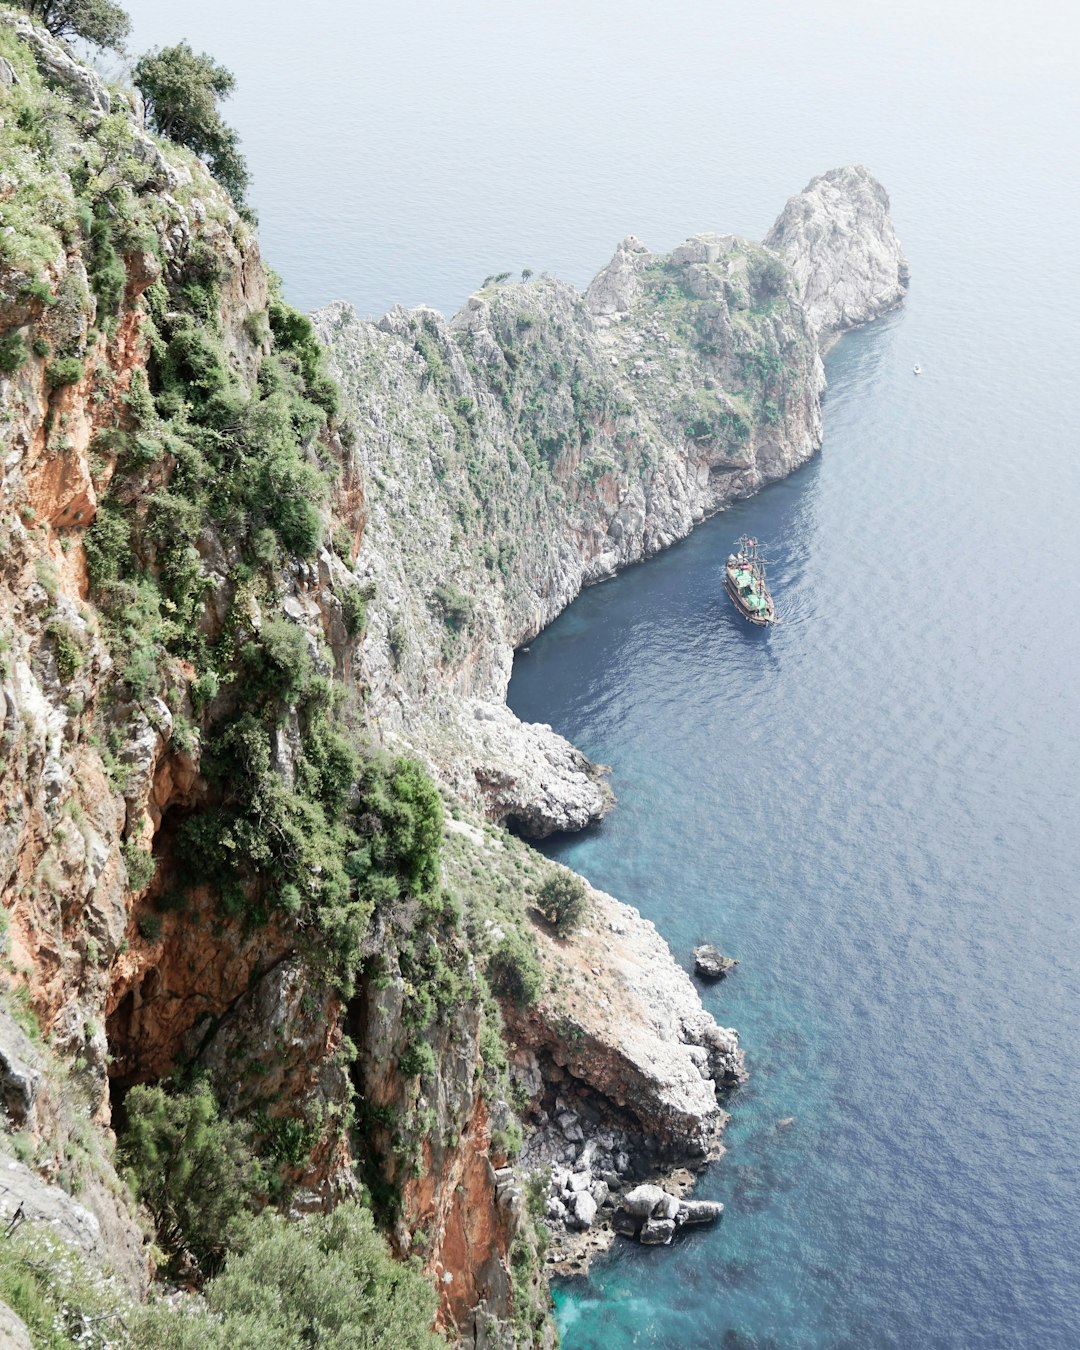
[913,363,922,375]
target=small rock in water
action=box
[693,944,738,980]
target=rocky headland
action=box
[0,12,906,1347]
[313,161,907,836]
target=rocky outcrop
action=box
[510,880,744,1155]
[318,166,905,834]
[693,944,738,979]
[765,164,909,343]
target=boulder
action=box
[678,1199,723,1225]
[621,1183,667,1218]
[693,944,738,980]
[0,13,109,114]
[571,1191,597,1229]
[640,1217,676,1245]
[612,1208,640,1237]
[656,1192,681,1221]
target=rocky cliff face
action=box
[316,230,823,834]
[765,164,909,344]
[315,170,906,837]
[1,14,906,1347]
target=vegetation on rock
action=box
[537,872,588,935]
[17,0,129,49]
[133,42,250,205]
[132,1202,445,1350]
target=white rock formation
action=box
[765,164,909,342]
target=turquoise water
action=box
[119,2,1080,1343]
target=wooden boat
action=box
[724,536,776,626]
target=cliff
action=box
[0,11,905,1348]
[313,169,906,835]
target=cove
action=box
[507,315,1080,1347]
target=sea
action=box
[119,3,1080,1345]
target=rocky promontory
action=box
[315,165,907,836]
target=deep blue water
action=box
[117,2,1080,1343]
[507,312,1080,1345]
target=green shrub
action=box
[31,335,51,358]
[45,356,84,389]
[130,1201,445,1350]
[339,585,367,637]
[0,332,28,374]
[134,44,250,204]
[490,1121,523,1159]
[122,842,157,893]
[398,1040,437,1079]
[431,581,474,632]
[46,619,83,680]
[119,1081,263,1276]
[537,872,588,935]
[487,931,543,1008]
[241,616,313,705]
[749,250,789,300]
[20,0,131,50]
[136,910,163,941]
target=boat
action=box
[913,363,922,374]
[725,536,776,626]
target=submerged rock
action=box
[693,944,738,980]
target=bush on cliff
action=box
[487,931,543,1008]
[536,872,588,936]
[119,1081,263,1276]
[132,1201,444,1350]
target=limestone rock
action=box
[0,1300,33,1350]
[693,944,738,980]
[585,234,649,324]
[0,13,110,114]
[640,1217,676,1245]
[571,1190,597,1229]
[509,885,745,1159]
[679,1199,723,1225]
[765,164,909,341]
[622,1183,668,1217]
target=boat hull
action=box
[724,568,776,626]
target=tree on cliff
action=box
[133,42,250,205]
[18,0,131,49]
[537,872,588,935]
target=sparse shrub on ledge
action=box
[537,872,588,935]
[44,355,84,388]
